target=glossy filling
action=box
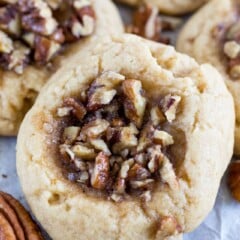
[57,71,182,202]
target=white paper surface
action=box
[0,3,240,240]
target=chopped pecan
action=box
[137,123,154,152]
[90,139,111,155]
[20,0,58,36]
[147,145,164,173]
[153,130,174,146]
[0,30,13,53]
[0,4,21,36]
[224,41,240,59]
[126,4,170,44]
[87,71,125,111]
[80,119,109,140]
[150,106,166,126]
[63,97,87,120]
[161,95,181,122]
[122,79,146,128]
[119,158,134,179]
[112,123,139,154]
[34,35,60,63]
[63,126,81,144]
[114,177,126,194]
[128,163,150,180]
[160,156,178,189]
[71,143,96,160]
[91,152,110,190]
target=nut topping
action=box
[126,4,181,44]
[91,152,110,190]
[0,0,95,73]
[223,22,240,79]
[58,72,180,202]
[227,160,240,201]
[122,79,146,128]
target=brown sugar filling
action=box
[0,0,95,74]
[57,71,182,202]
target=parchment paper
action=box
[1,3,240,240]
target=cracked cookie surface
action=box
[17,34,234,240]
[0,0,123,136]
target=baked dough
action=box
[0,0,123,136]
[17,34,234,240]
[116,0,210,15]
[176,0,240,154]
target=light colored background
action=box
[1,3,240,240]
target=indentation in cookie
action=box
[0,0,95,74]
[55,71,184,202]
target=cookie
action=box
[17,34,234,240]
[176,0,240,154]
[0,0,123,136]
[0,191,44,239]
[116,0,210,15]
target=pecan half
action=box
[0,191,43,240]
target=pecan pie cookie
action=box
[176,0,240,154]
[17,34,234,240]
[116,0,210,15]
[0,0,123,136]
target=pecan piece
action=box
[34,35,60,63]
[128,163,150,180]
[0,30,13,53]
[161,95,181,123]
[0,5,21,36]
[62,126,81,144]
[147,145,164,173]
[80,119,109,140]
[71,143,96,160]
[91,152,110,190]
[63,97,87,120]
[153,130,174,147]
[126,4,170,44]
[227,160,240,201]
[19,0,58,36]
[87,71,125,111]
[122,79,146,128]
[0,191,43,240]
[112,123,139,154]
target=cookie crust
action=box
[17,34,234,239]
[0,0,123,136]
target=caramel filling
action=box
[0,0,95,74]
[57,71,181,202]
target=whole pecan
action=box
[0,191,44,240]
